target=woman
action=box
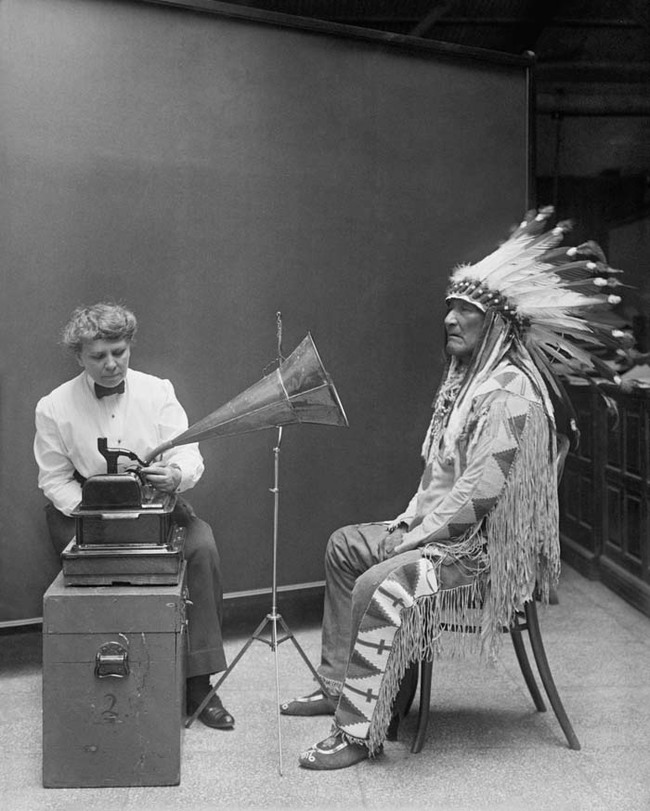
[34,302,234,730]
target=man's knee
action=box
[324,525,356,567]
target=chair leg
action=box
[387,663,419,741]
[510,616,546,712]
[411,660,433,754]
[401,662,420,717]
[524,601,581,750]
[386,714,399,741]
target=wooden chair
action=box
[389,600,581,753]
[389,435,581,752]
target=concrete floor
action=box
[1,563,649,810]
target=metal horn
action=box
[144,333,348,463]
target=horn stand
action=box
[185,317,333,777]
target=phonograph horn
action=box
[144,333,348,463]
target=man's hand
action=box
[392,529,421,556]
[141,462,182,494]
[380,525,408,558]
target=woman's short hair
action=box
[62,302,138,354]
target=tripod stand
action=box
[185,425,329,775]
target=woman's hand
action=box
[140,462,181,494]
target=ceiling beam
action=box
[537,89,650,116]
[537,62,650,84]
[623,0,650,33]
[420,18,639,29]
[506,0,564,53]
[409,0,456,38]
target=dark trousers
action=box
[45,500,227,678]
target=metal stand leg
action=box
[185,426,327,775]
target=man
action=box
[34,302,234,730]
[281,207,626,769]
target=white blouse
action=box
[34,369,204,515]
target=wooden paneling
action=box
[560,383,650,616]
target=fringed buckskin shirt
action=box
[394,359,559,583]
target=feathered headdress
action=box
[446,205,629,412]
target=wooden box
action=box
[42,567,187,788]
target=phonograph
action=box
[61,437,186,586]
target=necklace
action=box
[422,367,465,461]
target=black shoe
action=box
[187,693,235,730]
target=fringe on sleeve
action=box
[479,401,560,654]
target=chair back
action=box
[556,433,570,485]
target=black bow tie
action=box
[95,381,125,399]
